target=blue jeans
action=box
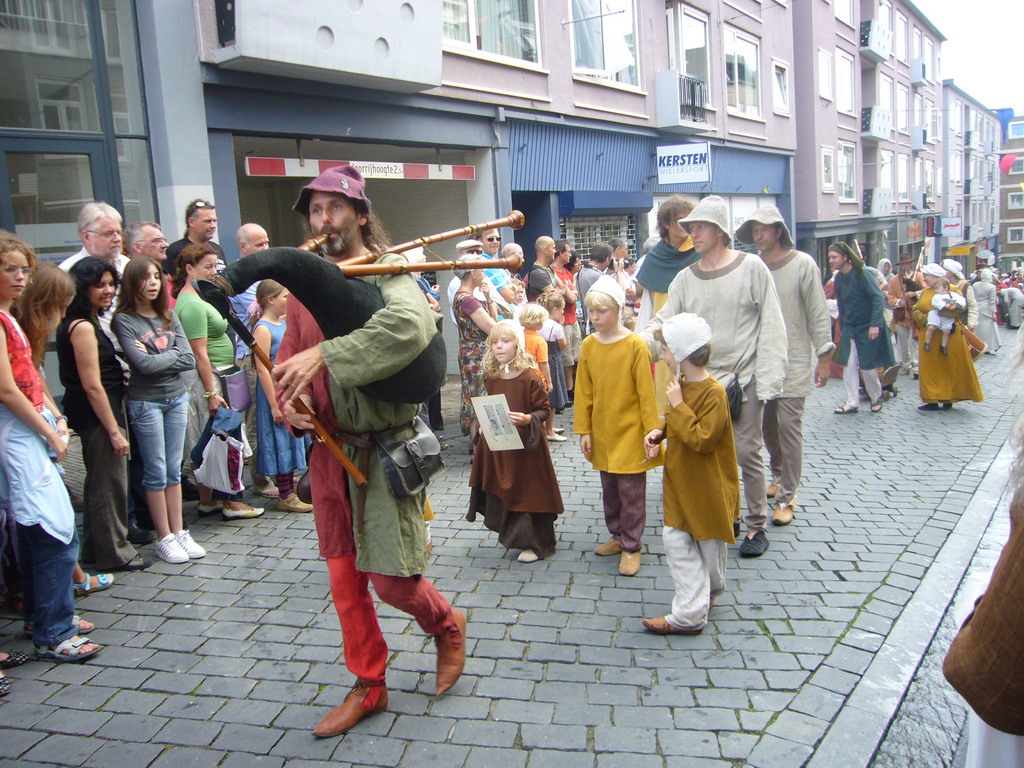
[18,523,79,646]
[127,393,188,491]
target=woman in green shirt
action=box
[172,244,261,520]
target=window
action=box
[912,28,921,60]
[896,85,909,133]
[35,78,87,132]
[835,0,853,26]
[818,50,833,101]
[880,149,894,193]
[924,38,934,81]
[925,159,934,199]
[1009,122,1024,139]
[878,0,892,33]
[925,99,935,139]
[821,147,835,193]
[898,154,910,201]
[667,5,710,92]
[1009,227,1024,245]
[895,13,908,62]
[880,74,893,117]
[772,60,790,115]
[1012,158,1024,175]
[913,94,922,128]
[951,150,962,184]
[835,49,855,115]
[914,157,923,190]
[1010,192,1024,210]
[724,26,760,117]
[443,0,539,63]
[838,142,856,201]
[951,101,962,135]
[570,0,638,85]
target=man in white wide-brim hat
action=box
[640,195,787,559]
[735,205,833,529]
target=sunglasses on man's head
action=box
[188,201,213,218]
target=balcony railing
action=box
[678,74,708,123]
[655,70,710,133]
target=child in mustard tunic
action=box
[643,313,738,634]
[574,275,661,577]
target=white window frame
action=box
[442,0,541,65]
[667,4,712,104]
[925,99,935,142]
[818,49,833,101]
[821,147,835,193]
[1009,192,1024,210]
[1009,122,1024,139]
[895,13,908,62]
[913,94,923,129]
[896,84,909,134]
[924,38,934,82]
[835,49,855,116]
[898,154,910,201]
[1009,227,1024,245]
[569,0,640,86]
[838,141,856,202]
[925,159,934,199]
[834,0,853,26]
[880,149,894,194]
[951,101,962,135]
[724,25,761,118]
[912,28,922,60]
[772,59,790,116]
[1011,158,1024,175]
[878,0,892,34]
[880,73,894,118]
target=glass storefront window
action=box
[6,151,94,260]
[0,0,101,131]
[116,138,154,222]
[101,0,145,136]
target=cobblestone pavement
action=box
[0,329,1020,768]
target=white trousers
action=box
[843,343,881,408]
[663,526,726,630]
[894,324,918,369]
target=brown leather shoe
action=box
[312,679,388,738]
[772,503,795,526]
[766,483,779,498]
[595,538,622,556]
[642,616,703,635]
[435,608,466,696]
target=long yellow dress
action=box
[911,287,983,404]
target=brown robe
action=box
[944,487,1024,735]
[468,369,563,556]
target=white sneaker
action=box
[174,530,206,559]
[155,533,189,564]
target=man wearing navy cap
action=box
[273,165,465,738]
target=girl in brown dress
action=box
[468,321,563,562]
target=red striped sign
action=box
[244,157,476,181]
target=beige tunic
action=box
[763,250,834,398]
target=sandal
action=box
[870,400,883,413]
[23,615,95,639]
[73,572,115,597]
[35,636,102,664]
[833,405,859,415]
[0,650,30,669]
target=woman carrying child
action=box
[643,314,738,634]
[574,275,662,577]
[250,280,312,513]
[0,232,101,662]
[468,321,563,563]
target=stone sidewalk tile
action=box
[0,344,1018,766]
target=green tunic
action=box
[318,253,443,577]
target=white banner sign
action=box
[941,217,963,239]
[656,142,712,185]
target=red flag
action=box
[1000,154,1019,175]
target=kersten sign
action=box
[657,142,712,185]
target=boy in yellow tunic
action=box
[574,275,662,576]
[643,313,738,634]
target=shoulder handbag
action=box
[217,366,252,412]
[375,416,444,498]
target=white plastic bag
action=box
[193,430,244,494]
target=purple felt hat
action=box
[292,164,372,217]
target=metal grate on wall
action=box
[560,215,637,260]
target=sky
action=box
[916,0,1024,115]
